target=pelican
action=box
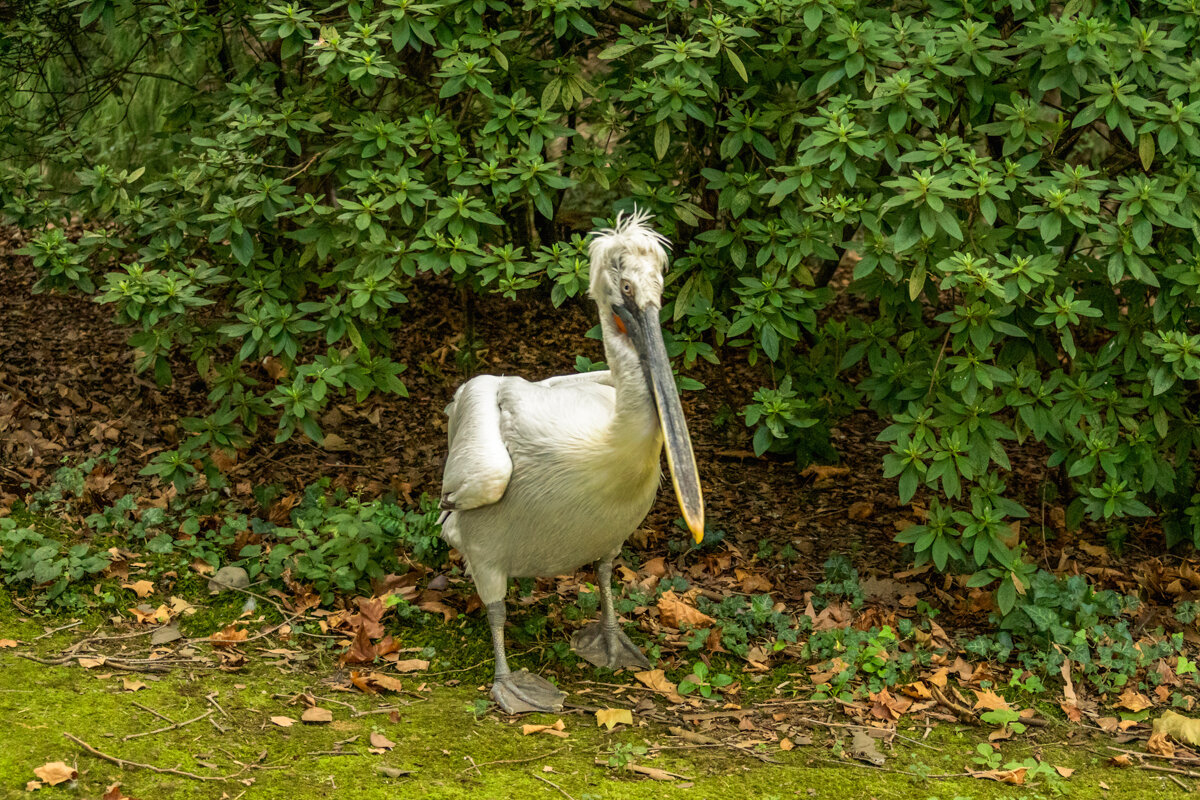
[438,209,705,714]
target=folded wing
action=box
[441,375,514,513]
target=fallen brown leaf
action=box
[393,659,429,673]
[972,689,1012,712]
[656,590,715,629]
[1154,710,1200,746]
[122,678,147,692]
[971,767,1027,785]
[270,716,295,727]
[370,731,397,749]
[595,708,633,730]
[121,580,155,598]
[0,639,18,648]
[633,669,685,703]
[209,624,249,648]
[1117,687,1152,713]
[522,719,568,738]
[301,707,333,724]
[34,761,77,786]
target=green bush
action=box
[3,0,1200,617]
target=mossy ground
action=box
[0,593,1185,800]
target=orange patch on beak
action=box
[613,313,627,335]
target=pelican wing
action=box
[535,369,613,390]
[441,375,514,512]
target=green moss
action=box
[0,644,1181,800]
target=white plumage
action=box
[439,210,704,714]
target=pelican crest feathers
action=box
[586,207,671,302]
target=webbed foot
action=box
[571,622,652,670]
[491,669,566,715]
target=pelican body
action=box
[439,210,704,714]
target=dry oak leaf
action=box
[780,738,795,751]
[656,590,715,630]
[393,659,430,673]
[301,707,333,724]
[595,708,633,730]
[633,669,685,704]
[972,689,1012,712]
[0,639,18,648]
[1147,730,1176,758]
[1109,754,1133,767]
[847,501,875,521]
[122,678,147,692]
[128,605,171,624]
[78,656,106,669]
[971,767,1027,785]
[367,672,405,693]
[270,716,296,728]
[522,719,568,738]
[1153,710,1200,747]
[209,624,249,648]
[800,464,850,487]
[121,580,155,598]
[1117,687,1153,713]
[33,761,77,786]
[26,781,42,791]
[370,731,398,749]
[102,783,136,800]
[1054,766,1075,778]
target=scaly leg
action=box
[486,600,565,714]
[571,558,652,670]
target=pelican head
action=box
[588,209,705,544]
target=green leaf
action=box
[726,49,748,83]
[1139,132,1155,171]
[655,122,671,161]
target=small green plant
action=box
[466,698,490,719]
[677,661,735,698]
[971,743,1002,770]
[606,743,648,771]
[812,554,864,609]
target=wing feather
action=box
[441,376,514,512]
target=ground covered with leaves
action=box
[3,236,1200,798]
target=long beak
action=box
[620,303,705,543]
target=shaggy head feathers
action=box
[587,208,671,309]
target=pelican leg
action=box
[571,558,652,670]
[486,601,565,714]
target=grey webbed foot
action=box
[571,622,652,670]
[491,670,566,714]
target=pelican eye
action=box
[620,280,633,296]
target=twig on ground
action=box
[131,701,174,723]
[1139,763,1200,779]
[64,626,164,653]
[1166,774,1189,790]
[424,658,491,677]
[1109,746,1200,765]
[206,691,230,718]
[124,709,213,741]
[33,620,82,639]
[17,652,176,673]
[794,716,941,751]
[64,732,243,782]
[460,747,567,776]
[532,772,576,799]
[593,760,693,781]
[666,725,780,764]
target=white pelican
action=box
[438,209,705,714]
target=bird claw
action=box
[571,622,652,670]
[491,670,566,715]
